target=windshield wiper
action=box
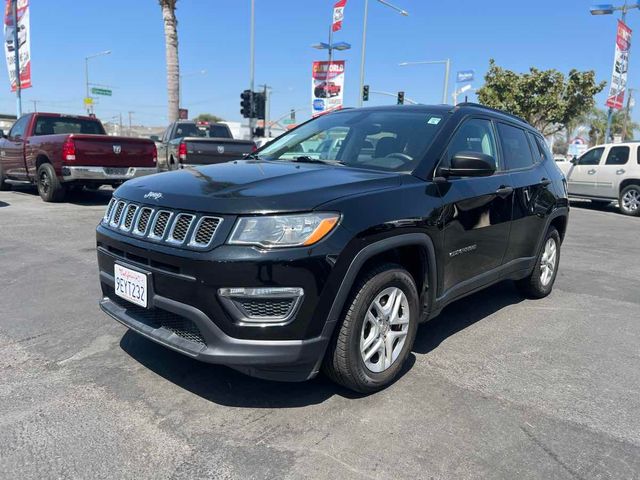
[292,156,344,165]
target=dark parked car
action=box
[96,104,568,393]
[156,120,255,171]
[0,113,157,202]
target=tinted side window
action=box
[444,118,497,167]
[497,123,535,170]
[578,148,604,166]
[605,146,629,165]
[9,115,29,139]
[533,134,553,162]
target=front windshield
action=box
[259,109,447,172]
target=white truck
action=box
[560,142,640,216]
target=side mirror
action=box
[0,129,5,138]
[570,156,578,165]
[439,151,496,177]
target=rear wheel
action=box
[619,185,640,216]
[515,227,560,298]
[37,163,66,202]
[322,263,419,393]
[0,162,10,191]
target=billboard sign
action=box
[311,60,345,117]
[3,0,31,91]
[456,70,474,83]
[605,20,632,110]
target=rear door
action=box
[497,124,557,263]
[0,115,30,179]
[437,117,513,293]
[595,144,631,198]
[566,146,605,196]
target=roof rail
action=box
[456,102,530,125]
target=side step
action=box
[5,179,32,185]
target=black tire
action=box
[515,227,561,299]
[0,162,10,191]
[619,185,640,217]
[322,263,419,393]
[36,163,66,202]
[590,199,610,208]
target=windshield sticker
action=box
[428,117,442,125]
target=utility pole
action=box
[32,100,37,112]
[119,113,123,136]
[11,0,21,117]
[249,0,256,140]
[128,111,133,136]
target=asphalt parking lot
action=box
[1,187,639,480]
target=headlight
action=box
[228,212,340,248]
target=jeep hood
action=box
[115,160,402,214]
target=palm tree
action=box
[159,0,180,122]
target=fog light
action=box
[218,287,304,325]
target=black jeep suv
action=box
[96,104,568,393]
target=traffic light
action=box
[397,91,405,105]
[240,90,252,118]
[290,109,296,122]
[254,92,266,120]
[362,85,369,102]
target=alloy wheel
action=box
[360,287,410,373]
[540,238,557,287]
[622,189,640,213]
[39,171,50,195]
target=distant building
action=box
[0,113,17,133]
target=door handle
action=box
[496,186,514,197]
[540,178,552,186]
[587,169,596,175]
[616,169,626,175]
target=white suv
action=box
[560,142,640,216]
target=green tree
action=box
[159,0,180,122]
[194,113,224,123]
[477,59,606,137]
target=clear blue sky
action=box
[0,0,635,128]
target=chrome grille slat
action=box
[103,198,116,223]
[189,216,223,248]
[149,210,173,240]
[120,204,138,231]
[168,214,195,244]
[133,207,153,236]
[110,201,126,227]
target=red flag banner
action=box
[332,0,347,32]
[605,20,632,110]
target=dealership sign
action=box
[311,60,345,117]
[456,70,474,83]
[605,20,632,110]
[3,0,31,91]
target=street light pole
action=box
[358,0,408,107]
[84,50,111,115]
[398,60,451,104]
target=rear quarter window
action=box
[605,146,630,165]
[497,123,535,170]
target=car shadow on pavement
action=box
[65,188,113,206]
[119,329,417,407]
[568,199,621,215]
[413,281,525,355]
[0,200,8,208]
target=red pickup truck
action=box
[0,113,157,202]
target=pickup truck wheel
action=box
[37,163,66,202]
[322,263,419,393]
[0,162,10,191]
[515,227,560,299]
[619,185,640,216]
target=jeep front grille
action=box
[102,198,222,250]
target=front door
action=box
[566,146,604,196]
[0,115,29,179]
[595,144,631,198]
[437,117,513,293]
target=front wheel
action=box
[37,163,66,202]
[515,227,561,298]
[619,185,640,216]
[322,263,419,393]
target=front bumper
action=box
[99,271,332,382]
[61,166,157,182]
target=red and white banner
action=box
[3,0,31,91]
[311,60,345,117]
[605,20,631,110]
[332,0,347,32]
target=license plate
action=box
[105,167,127,175]
[114,264,148,308]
